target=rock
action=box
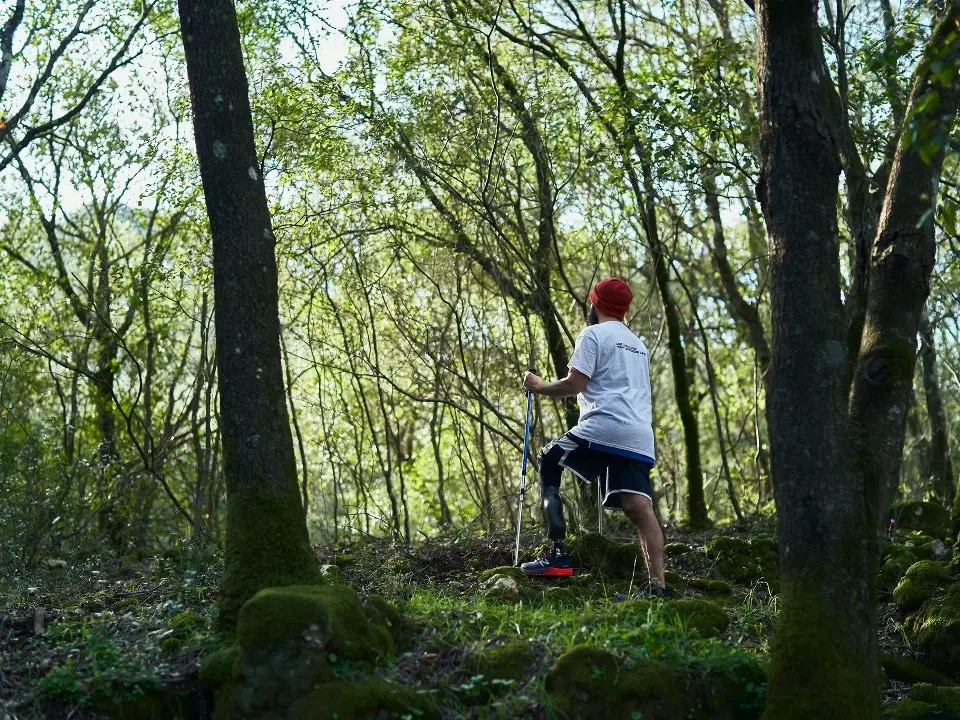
[893,560,950,612]
[568,533,644,579]
[236,583,391,657]
[287,678,439,720]
[665,599,729,637]
[664,570,685,591]
[689,577,733,595]
[170,609,205,631]
[362,594,401,632]
[665,542,693,557]
[545,645,685,719]
[478,565,527,583]
[199,646,240,688]
[696,657,767,720]
[484,576,521,603]
[925,540,951,561]
[906,585,960,678]
[884,683,960,719]
[704,536,762,583]
[331,553,353,568]
[880,545,921,594]
[464,639,534,681]
[882,654,954,686]
[318,564,347,583]
[44,559,67,569]
[210,583,401,718]
[890,501,949,538]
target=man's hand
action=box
[522,369,588,398]
[523,371,543,393]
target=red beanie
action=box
[589,278,633,320]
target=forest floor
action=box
[0,517,949,719]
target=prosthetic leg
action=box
[520,484,573,577]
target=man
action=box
[519,277,668,597]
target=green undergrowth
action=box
[2,543,223,718]
[404,584,760,668]
[6,521,940,718]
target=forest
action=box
[3,0,960,718]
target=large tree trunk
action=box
[850,4,960,533]
[177,0,319,627]
[755,2,875,716]
[758,3,960,716]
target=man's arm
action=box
[523,368,589,398]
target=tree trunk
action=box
[920,314,954,504]
[177,0,318,627]
[641,161,707,527]
[849,4,960,532]
[755,2,875,716]
[758,3,960,716]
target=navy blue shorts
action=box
[539,432,654,509]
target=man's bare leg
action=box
[621,494,666,588]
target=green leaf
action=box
[916,91,941,115]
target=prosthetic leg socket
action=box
[543,485,566,542]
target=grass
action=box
[403,583,762,667]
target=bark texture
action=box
[757,3,960,716]
[755,1,875,716]
[177,0,319,627]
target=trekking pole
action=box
[514,370,536,566]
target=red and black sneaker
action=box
[520,551,574,577]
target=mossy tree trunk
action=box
[756,2,960,717]
[177,0,319,627]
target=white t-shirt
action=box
[567,321,655,462]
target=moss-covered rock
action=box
[170,609,205,631]
[318,564,347,583]
[483,575,522,604]
[665,542,694,558]
[882,654,954,686]
[199,645,240,688]
[884,683,960,720]
[880,545,921,594]
[478,565,527,583]
[689,577,733,595]
[212,583,403,718]
[363,594,401,633]
[464,639,534,682]
[331,552,353,568]
[545,646,685,719]
[664,570,685,592]
[665,598,729,637]
[613,658,687,718]
[906,585,960,678]
[890,501,950,538]
[893,560,950,612]
[287,678,439,719]
[236,583,392,659]
[705,536,766,583]
[695,657,767,720]
[568,533,644,579]
[159,609,206,654]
